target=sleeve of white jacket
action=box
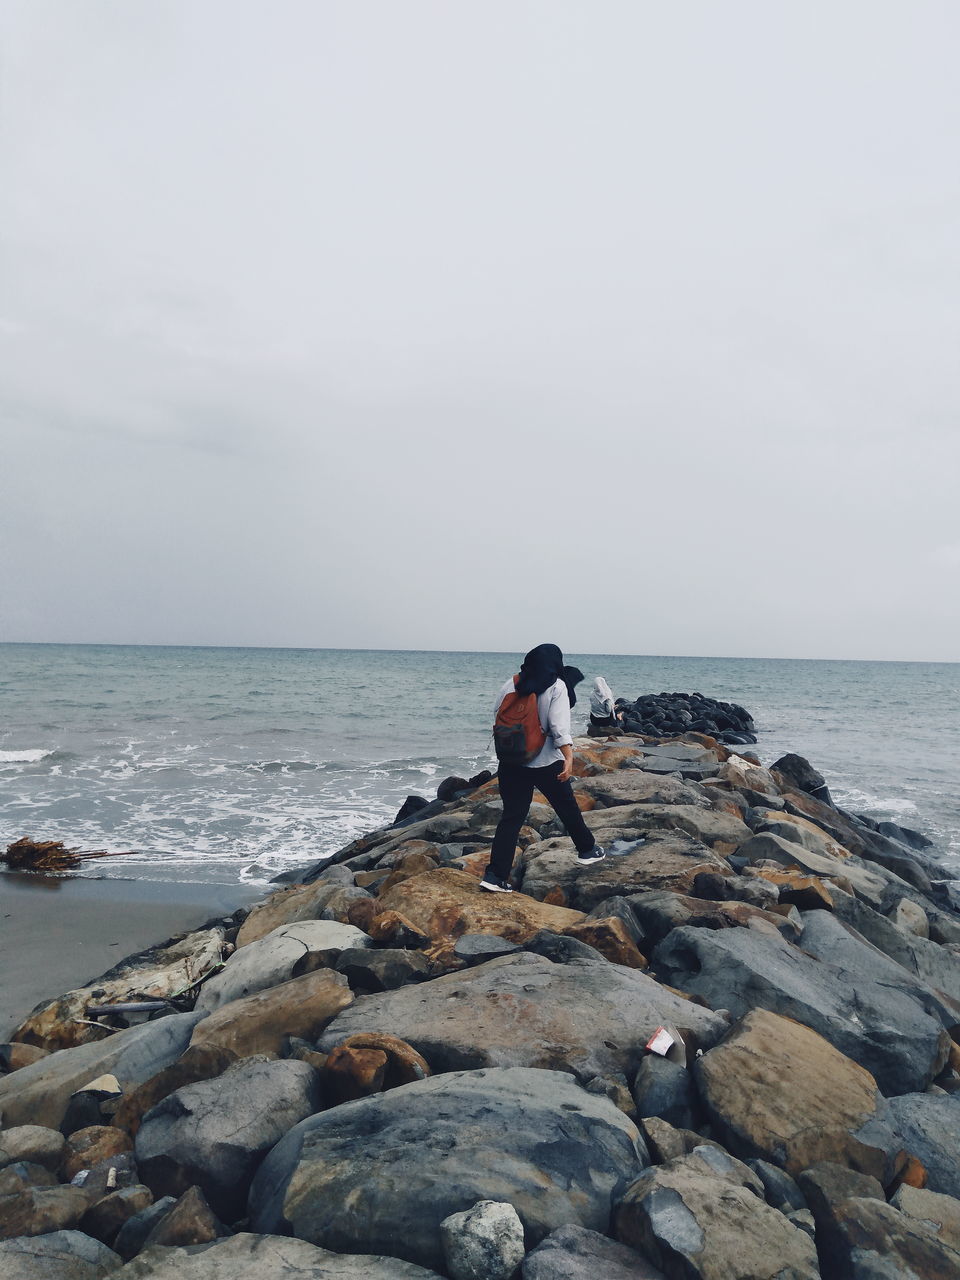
[547,682,573,748]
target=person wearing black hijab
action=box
[482,643,605,893]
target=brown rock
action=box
[563,918,647,968]
[754,867,835,910]
[0,1184,95,1239]
[893,1183,960,1251]
[189,969,353,1059]
[236,882,330,947]
[345,897,379,932]
[696,1008,899,1180]
[375,839,442,868]
[639,1116,726,1165]
[324,1046,387,1103]
[366,909,431,948]
[354,869,392,889]
[375,867,585,945]
[890,1154,928,1192]
[331,1033,431,1088]
[0,1043,50,1073]
[61,1125,133,1180]
[451,850,493,880]
[572,744,647,775]
[140,1184,225,1249]
[79,1183,153,1244]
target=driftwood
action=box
[2,837,139,873]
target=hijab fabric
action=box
[515,643,584,709]
[591,676,616,717]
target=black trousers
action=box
[487,759,596,880]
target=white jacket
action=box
[494,677,572,768]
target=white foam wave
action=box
[0,748,52,763]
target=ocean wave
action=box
[0,748,53,763]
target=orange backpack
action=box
[493,676,546,764]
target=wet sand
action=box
[0,871,263,1039]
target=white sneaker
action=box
[577,845,606,866]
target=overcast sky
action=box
[2,2,958,661]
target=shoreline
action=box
[0,871,262,1039]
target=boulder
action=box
[626,890,799,946]
[0,1229,121,1279]
[747,1160,807,1214]
[61,1076,125,1136]
[335,947,431,992]
[135,1057,322,1220]
[614,1151,819,1279]
[453,935,521,964]
[638,1118,726,1166]
[0,1126,65,1173]
[0,1163,58,1196]
[695,1010,900,1181]
[116,1232,447,1277]
[893,897,930,938]
[0,1013,205,1131]
[886,1093,960,1197]
[568,804,750,853]
[317,952,728,1080]
[440,1199,525,1280]
[521,833,732,911]
[654,925,950,1095]
[522,1223,666,1279]
[892,1184,960,1252]
[811,1193,960,1278]
[770,753,831,803]
[13,930,225,1052]
[561,918,647,968]
[139,1185,225,1249]
[111,1047,234,1139]
[194,921,371,1012]
[797,909,960,1031]
[112,1196,177,1260]
[375,867,586,943]
[830,888,960,1005]
[573,773,707,809]
[234,883,341,946]
[738,833,892,907]
[632,1057,697,1130]
[79,1184,153,1246]
[0,1045,49,1074]
[62,1128,132,1182]
[188,970,352,1060]
[0,1185,95,1239]
[249,1066,647,1274]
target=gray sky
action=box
[2,1,958,660]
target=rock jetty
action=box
[2,723,960,1278]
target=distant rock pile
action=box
[2,729,960,1278]
[615,692,757,744]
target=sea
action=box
[1,644,958,887]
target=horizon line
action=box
[1,640,957,665]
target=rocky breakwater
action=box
[2,727,960,1278]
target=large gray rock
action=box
[521,832,732,910]
[886,1093,960,1197]
[0,1125,66,1172]
[798,909,960,1030]
[135,1057,322,1220]
[249,1067,647,1273]
[573,773,708,809]
[614,1151,819,1279]
[738,832,894,908]
[0,1229,120,1278]
[194,921,371,1013]
[653,925,950,1095]
[0,1185,95,1240]
[812,1194,960,1279]
[440,1200,525,1280]
[891,1184,960,1252]
[0,1014,205,1131]
[830,888,960,1005]
[317,953,729,1079]
[523,1223,665,1279]
[116,1232,446,1277]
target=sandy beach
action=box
[0,871,262,1039]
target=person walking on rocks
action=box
[482,643,605,893]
